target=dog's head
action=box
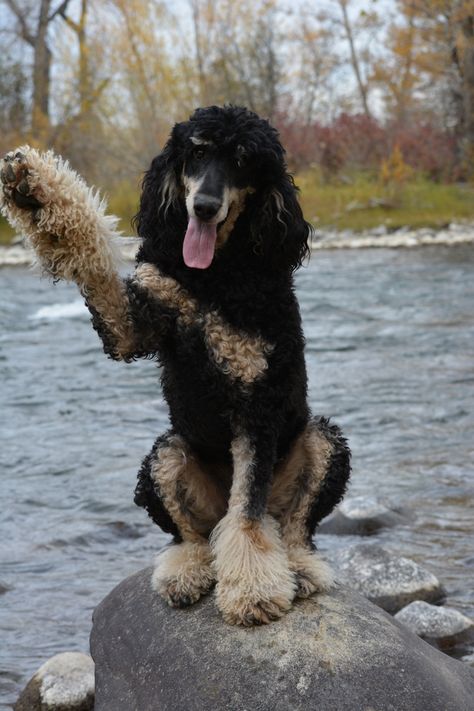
[135,105,310,272]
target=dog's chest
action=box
[136,262,275,386]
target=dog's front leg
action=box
[0,147,174,361]
[211,432,296,626]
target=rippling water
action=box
[1,247,473,708]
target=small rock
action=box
[332,543,445,613]
[14,652,94,711]
[395,601,474,648]
[0,580,11,595]
[319,495,410,535]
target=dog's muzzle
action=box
[193,194,222,221]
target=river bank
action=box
[1,222,473,267]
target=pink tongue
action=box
[183,216,218,269]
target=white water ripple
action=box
[30,300,87,321]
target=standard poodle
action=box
[1,105,350,626]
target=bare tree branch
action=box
[48,0,72,22]
[4,0,34,45]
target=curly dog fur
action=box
[1,105,350,626]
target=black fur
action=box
[109,105,347,535]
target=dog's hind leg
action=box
[135,433,226,608]
[269,417,351,598]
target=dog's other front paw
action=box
[215,581,294,626]
[1,150,43,211]
[152,541,215,608]
[212,513,296,626]
[287,546,334,599]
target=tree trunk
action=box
[459,13,474,166]
[338,0,372,118]
[31,0,52,137]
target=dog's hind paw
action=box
[152,541,215,608]
[287,547,334,599]
[1,150,43,211]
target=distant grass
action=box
[106,181,140,236]
[1,170,474,245]
[297,169,474,232]
[0,217,15,245]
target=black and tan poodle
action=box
[1,105,350,626]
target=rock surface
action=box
[14,652,94,711]
[90,567,474,711]
[319,495,410,535]
[395,600,474,648]
[332,543,445,613]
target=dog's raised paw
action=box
[1,150,43,210]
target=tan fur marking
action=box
[203,312,272,383]
[134,263,198,326]
[269,434,307,520]
[269,423,335,598]
[241,520,273,553]
[150,435,225,541]
[270,426,334,548]
[216,187,253,247]
[135,263,273,384]
[150,435,229,607]
[82,274,135,357]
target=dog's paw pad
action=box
[1,151,43,209]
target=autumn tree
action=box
[372,6,421,126]
[394,1,474,169]
[2,0,74,139]
[187,0,283,119]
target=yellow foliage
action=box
[380,146,413,187]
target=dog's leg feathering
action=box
[211,433,296,626]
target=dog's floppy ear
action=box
[133,123,187,244]
[251,172,311,272]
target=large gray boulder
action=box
[90,568,474,711]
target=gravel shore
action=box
[1,223,474,267]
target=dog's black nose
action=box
[194,195,221,221]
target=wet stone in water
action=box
[332,543,445,613]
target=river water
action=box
[1,246,473,707]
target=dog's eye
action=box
[194,148,205,160]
